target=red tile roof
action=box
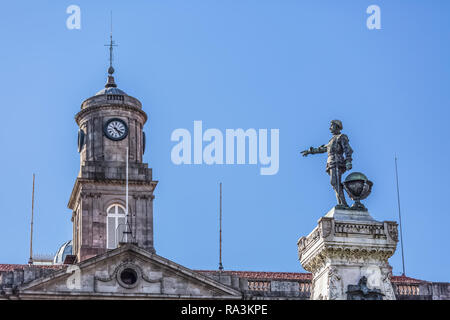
[0,264,65,272]
[197,270,427,283]
[196,270,312,281]
[391,275,425,284]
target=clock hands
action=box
[114,123,124,135]
[105,119,127,140]
[110,122,124,137]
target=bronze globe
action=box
[343,172,373,211]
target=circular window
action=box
[116,264,141,289]
[120,268,138,285]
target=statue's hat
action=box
[331,120,343,130]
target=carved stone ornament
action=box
[387,222,399,242]
[381,268,396,300]
[302,245,396,275]
[346,276,384,300]
[327,266,343,300]
[95,258,163,291]
[319,218,333,238]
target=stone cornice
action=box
[81,93,142,109]
[301,245,396,275]
[68,177,158,210]
[75,104,147,125]
[298,214,399,275]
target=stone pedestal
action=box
[297,207,399,300]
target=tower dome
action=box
[53,240,73,265]
[78,73,143,112]
[94,75,127,96]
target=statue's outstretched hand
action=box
[301,147,313,157]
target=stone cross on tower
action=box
[68,36,157,262]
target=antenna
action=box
[118,147,135,246]
[395,155,406,276]
[219,182,224,271]
[125,146,130,243]
[28,174,35,265]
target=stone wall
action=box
[197,270,450,300]
[1,265,449,300]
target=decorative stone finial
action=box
[105,75,117,88]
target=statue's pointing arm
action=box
[341,134,353,170]
[301,144,327,157]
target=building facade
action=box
[0,65,448,300]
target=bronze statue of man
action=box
[301,120,353,207]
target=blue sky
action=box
[0,0,449,282]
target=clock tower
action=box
[68,54,157,262]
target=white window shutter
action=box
[107,216,116,249]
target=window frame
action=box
[106,203,127,249]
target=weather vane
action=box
[105,11,117,75]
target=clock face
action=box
[104,118,128,141]
[142,131,146,154]
[77,129,85,152]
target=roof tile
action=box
[0,264,64,272]
[196,270,312,281]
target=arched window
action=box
[106,204,126,249]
